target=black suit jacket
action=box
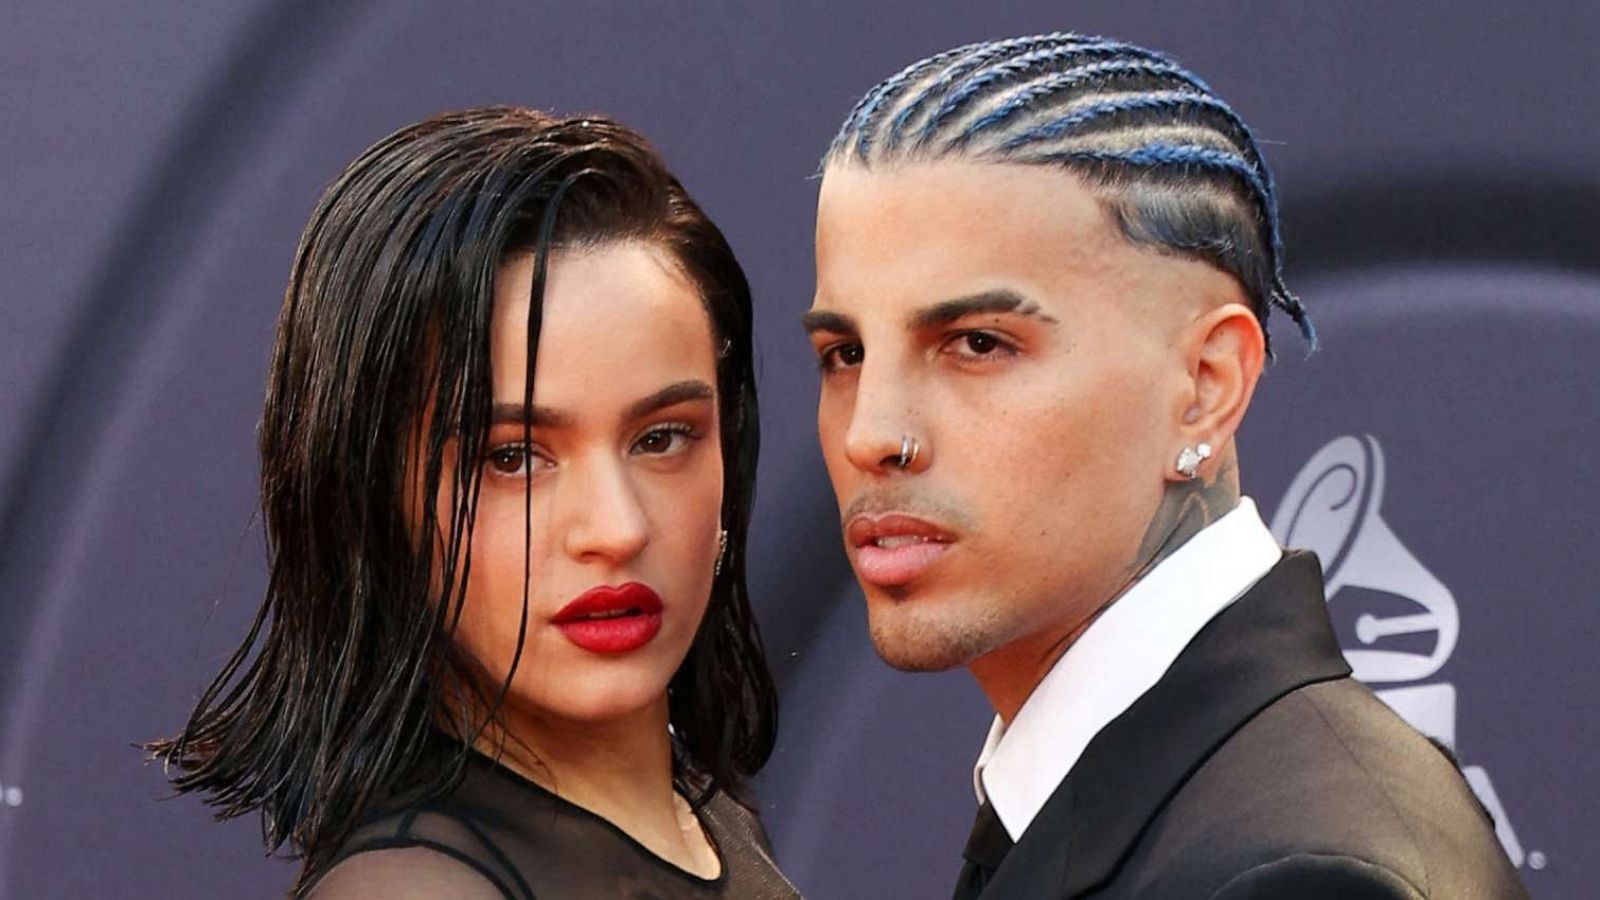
[974,552,1528,899]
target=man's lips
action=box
[552,583,664,654]
[845,513,956,588]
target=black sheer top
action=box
[309,744,802,900]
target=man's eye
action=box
[633,424,698,456]
[945,330,1016,360]
[819,342,864,372]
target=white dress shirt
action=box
[972,497,1283,841]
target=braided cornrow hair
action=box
[826,32,1315,353]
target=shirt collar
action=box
[972,497,1282,840]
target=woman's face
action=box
[433,240,725,726]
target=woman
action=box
[149,107,799,899]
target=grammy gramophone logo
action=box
[1270,435,1527,867]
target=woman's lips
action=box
[846,513,955,588]
[551,582,663,654]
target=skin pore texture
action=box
[807,161,1264,723]
[416,240,726,878]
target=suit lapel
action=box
[977,551,1351,899]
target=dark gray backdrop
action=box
[3,1,1596,897]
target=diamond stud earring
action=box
[1175,442,1213,480]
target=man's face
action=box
[808,161,1228,673]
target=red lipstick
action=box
[846,513,955,588]
[551,582,664,654]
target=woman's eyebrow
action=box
[489,381,713,430]
[491,402,573,429]
[625,380,715,420]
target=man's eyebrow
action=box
[909,289,1059,330]
[488,381,713,431]
[801,309,857,335]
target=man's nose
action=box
[841,361,928,476]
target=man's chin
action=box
[866,603,1002,672]
[872,641,969,672]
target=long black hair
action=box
[148,106,775,893]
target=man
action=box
[803,33,1528,899]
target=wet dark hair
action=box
[148,106,775,893]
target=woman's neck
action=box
[473,697,720,879]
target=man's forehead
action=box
[816,161,1120,278]
[818,158,1108,218]
[820,155,1076,184]
[813,160,1228,326]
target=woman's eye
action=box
[485,444,541,477]
[633,425,698,456]
[818,342,864,372]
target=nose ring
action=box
[897,435,920,470]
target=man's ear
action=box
[1174,302,1265,459]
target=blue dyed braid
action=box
[841,41,987,159]
[912,42,1157,146]
[1030,142,1311,344]
[884,33,1108,149]
[824,32,1314,352]
[996,91,1242,154]
[944,62,1214,148]
[988,83,1283,214]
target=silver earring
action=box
[896,434,921,470]
[714,529,728,577]
[1175,442,1213,480]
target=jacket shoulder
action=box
[1206,853,1424,900]
[1119,678,1527,899]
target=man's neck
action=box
[1119,453,1241,593]
[970,454,1242,724]
[970,614,1100,725]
